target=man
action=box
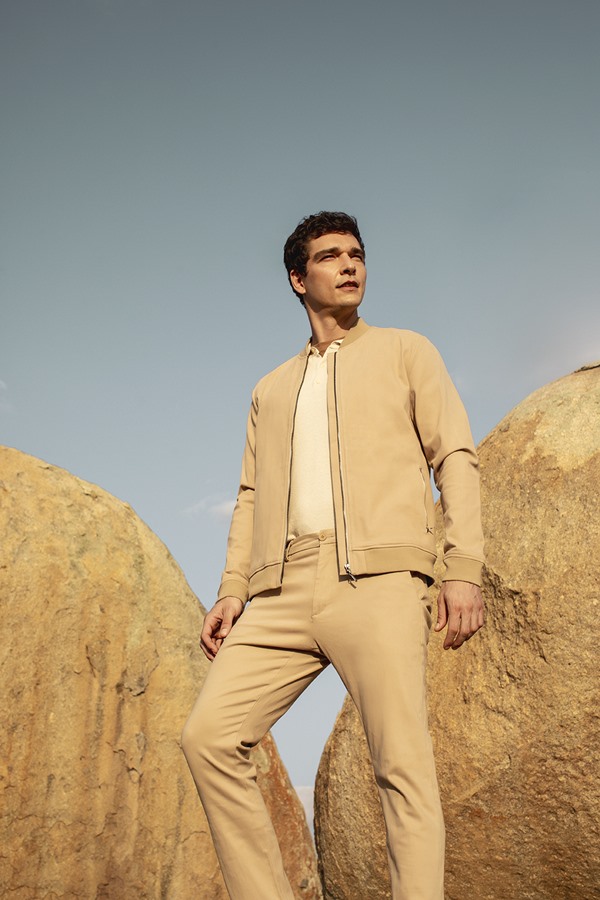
[182,211,485,900]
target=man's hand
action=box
[434,580,485,650]
[200,596,245,661]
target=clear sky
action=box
[2,0,599,788]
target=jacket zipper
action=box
[419,466,434,534]
[281,356,310,580]
[333,354,357,583]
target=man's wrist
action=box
[221,595,245,611]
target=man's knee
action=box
[182,709,218,765]
[180,714,201,764]
[181,707,246,774]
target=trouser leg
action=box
[313,551,445,900]
[181,546,328,900]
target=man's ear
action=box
[289,269,306,296]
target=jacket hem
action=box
[227,551,484,599]
[247,545,441,598]
[351,546,438,581]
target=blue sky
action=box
[2,0,599,786]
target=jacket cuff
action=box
[442,556,483,586]
[217,579,249,603]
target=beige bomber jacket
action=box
[218,319,484,602]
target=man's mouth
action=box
[338,280,359,289]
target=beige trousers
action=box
[181,532,445,899]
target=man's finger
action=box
[471,606,484,635]
[434,594,448,633]
[199,629,217,661]
[451,608,484,650]
[200,629,219,655]
[200,641,216,662]
[443,613,462,649]
[451,623,470,650]
[201,611,222,657]
[218,607,237,639]
[464,604,483,639]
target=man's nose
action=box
[340,255,356,273]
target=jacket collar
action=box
[298,317,370,358]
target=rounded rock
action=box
[315,364,600,900]
[0,447,320,899]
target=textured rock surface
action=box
[0,447,321,899]
[315,364,600,900]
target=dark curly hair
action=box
[283,211,365,303]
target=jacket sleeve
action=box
[408,336,485,585]
[216,390,258,603]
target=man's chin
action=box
[305,294,364,316]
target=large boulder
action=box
[0,447,321,899]
[315,364,600,900]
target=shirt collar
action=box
[306,338,344,357]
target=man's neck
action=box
[307,309,360,353]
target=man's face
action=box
[290,232,366,313]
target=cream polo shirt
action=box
[287,339,342,541]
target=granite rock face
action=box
[314,364,600,900]
[0,447,321,899]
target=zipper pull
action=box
[344,562,357,584]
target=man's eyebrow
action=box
[312,245,364,261]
